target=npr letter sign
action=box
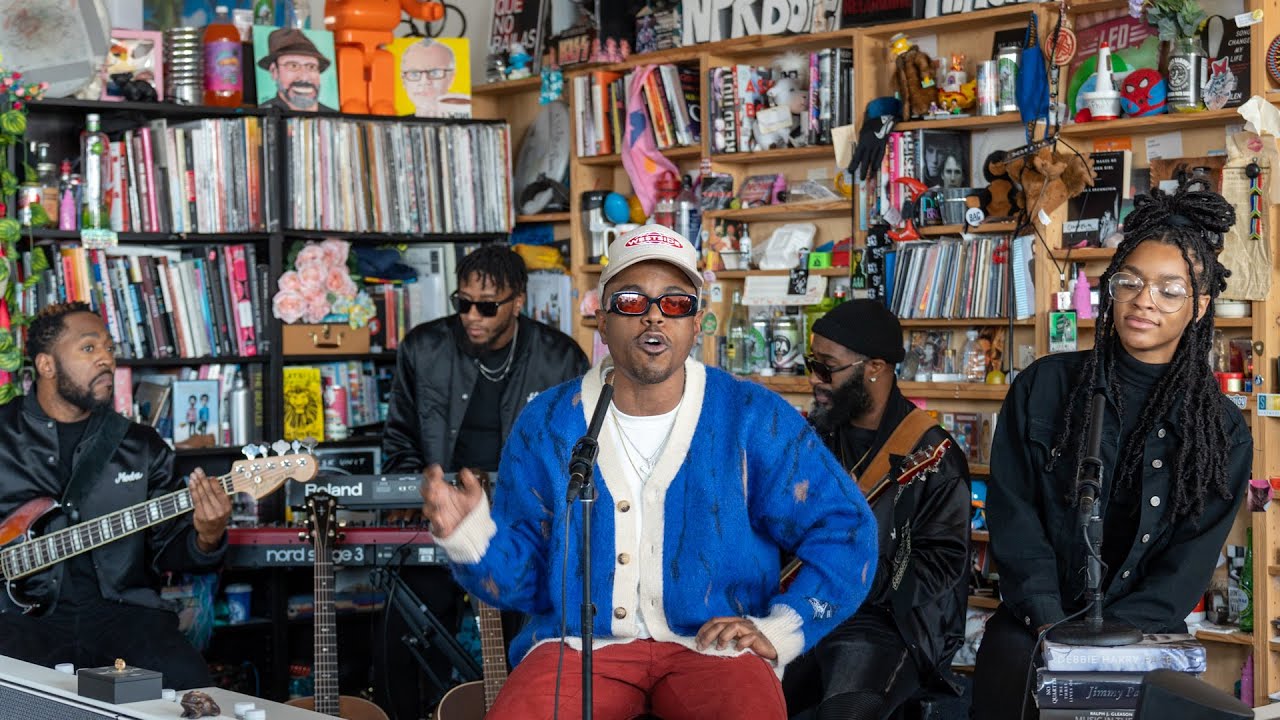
[683,0,817,44]
[923,0,1026,18]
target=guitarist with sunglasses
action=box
[783,300,971,720]
[381,244,588,717]
[0,303,232,690]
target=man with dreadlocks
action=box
[970,187,1253,719]
[378,243,588,716]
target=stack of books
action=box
[1037,635,1207,719]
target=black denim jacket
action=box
[987,351,1251,633]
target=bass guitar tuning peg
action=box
[271,440,291,457]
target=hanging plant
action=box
[0,51,49,404]
[1134,0,1207,41]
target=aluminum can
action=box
[770,314,802,375]
[17,183,41,226]
[976,60,999,116]
[996,44,1020,113]
[750,315,771,373]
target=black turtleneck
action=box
[1102,347,1169,586]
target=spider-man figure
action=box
[1120,68,1167,117]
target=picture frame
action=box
[252,26,339,112]
[172,379,220,445]
[1048,311,1078,353]
[103,28,164,102]
[387,37,472,119]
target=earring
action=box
[869,375,878,383]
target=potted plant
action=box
[0,52,49,404]
[1133,0,1207,111]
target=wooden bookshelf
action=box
[714,267,849,279]
[580,145,701,165]
[918,222,1018,237]
[704,200,852,222]
[515,211,572,224]
[898,318,1033,327]
[1059,108,1243,138]
[1049,247,1116,261]
[1194,629,1254,647]
[899,381,1009,401]
[897,112,1022,131]
[471,76,541,96]
[710,145,834,165]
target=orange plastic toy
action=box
[324,0,445,115]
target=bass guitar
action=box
[0,441,317,614]
[435,469,507,720]
[780,439,952,592]
[286,491,388,719]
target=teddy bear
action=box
[979,150,1018,220]
[890,33,940,121]
[1007,145,1095,220]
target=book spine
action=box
[1037,709,1135,719]
[1036,671,1146,710]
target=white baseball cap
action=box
[599,224,702,293]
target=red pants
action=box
[486,639,787,720]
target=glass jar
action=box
[1166,37,1204,112]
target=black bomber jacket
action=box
[0,392,227,614]
[382,314,589,473]
[987,351,1251,633]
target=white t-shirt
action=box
[604,403,679,640]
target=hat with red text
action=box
[599,224,702,292]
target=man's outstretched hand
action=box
[419,464,485,538]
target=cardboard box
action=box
[77,664,162,704]
[281,324,370,356]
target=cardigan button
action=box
[617,501,631,513]
[1122,570,1131,579]
[614,607,627,619]
[618,553,630,565]
[1141,534,1151,543]
[1150,496,1161,507]
[1152,459,1163,469]
[1157,428,1166,438]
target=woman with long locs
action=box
[969,186,1253,719]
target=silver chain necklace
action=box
[611,399,680,479]
[475,324,518,382]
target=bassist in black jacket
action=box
[0,303,231,689]
[784,300,971,720]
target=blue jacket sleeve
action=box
[747,389,878,654]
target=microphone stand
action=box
[565,383,614,720]
[1048,391,1143,647]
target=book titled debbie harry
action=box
[1036,670,1151,709]
[1042,634,1206,674]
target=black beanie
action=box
[811,299,905,363]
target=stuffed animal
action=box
[1007,145,1095,220]
[890,33,940,121]
[979,150,1018,219]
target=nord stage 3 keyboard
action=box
[226,527,443,569]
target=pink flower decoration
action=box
[298,265,325,290]
[272,290,306,324]
[304,294,330,323]
[325,267,356,298]
[295,244,328,271]
[320,238,349,268]
[278,270,302,293]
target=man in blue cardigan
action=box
[421,224,878,719]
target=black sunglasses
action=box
[451,291,516,317]
[804,355,864,384]
[607,291,699,318]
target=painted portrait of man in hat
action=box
[252,26,338,112]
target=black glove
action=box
[851,113,897,182]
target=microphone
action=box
[1076,391,1106,527]
[566,383,614,502]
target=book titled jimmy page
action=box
[1035,670,1148,709]
[1042,634,1207,674]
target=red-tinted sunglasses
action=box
[607,291,698,318]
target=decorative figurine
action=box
[890,32,940,120]
[179,690,221,718]
[324,0,446,115]
[506,41,532,79]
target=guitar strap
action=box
[857,409,938,496]
[61,411,132,508]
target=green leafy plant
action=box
[0,51,49,404]
[1135,0,1207,41]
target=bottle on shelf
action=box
[203,5,244,107]
[253,0,274,24]
[35,143,59,224]
[80,114,110,230]
[770,312,801,375]
[654,171,680,231]
[749,311,771,374]
[726,290,751,376]
[676,174,700,250]
[961,329,986,383]
[57,161,78,232]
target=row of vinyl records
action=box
[884,234,1036,320]
[100,117,268,235]
[113,363,265,448]
[573,64,701,157]
[283,117,513,235]
[280,364,390,444]
[708,49,853,155]
[21,243,269,360]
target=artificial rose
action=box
[298,265,325,291]
[295,244,328,271]
[278,270,302,293]
[324,268,357,299]
[272,290,307,323]
[320,238,349,268]
[304,295,330,323]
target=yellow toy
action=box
[324,0,445,115]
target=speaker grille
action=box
[0,683,114,719]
